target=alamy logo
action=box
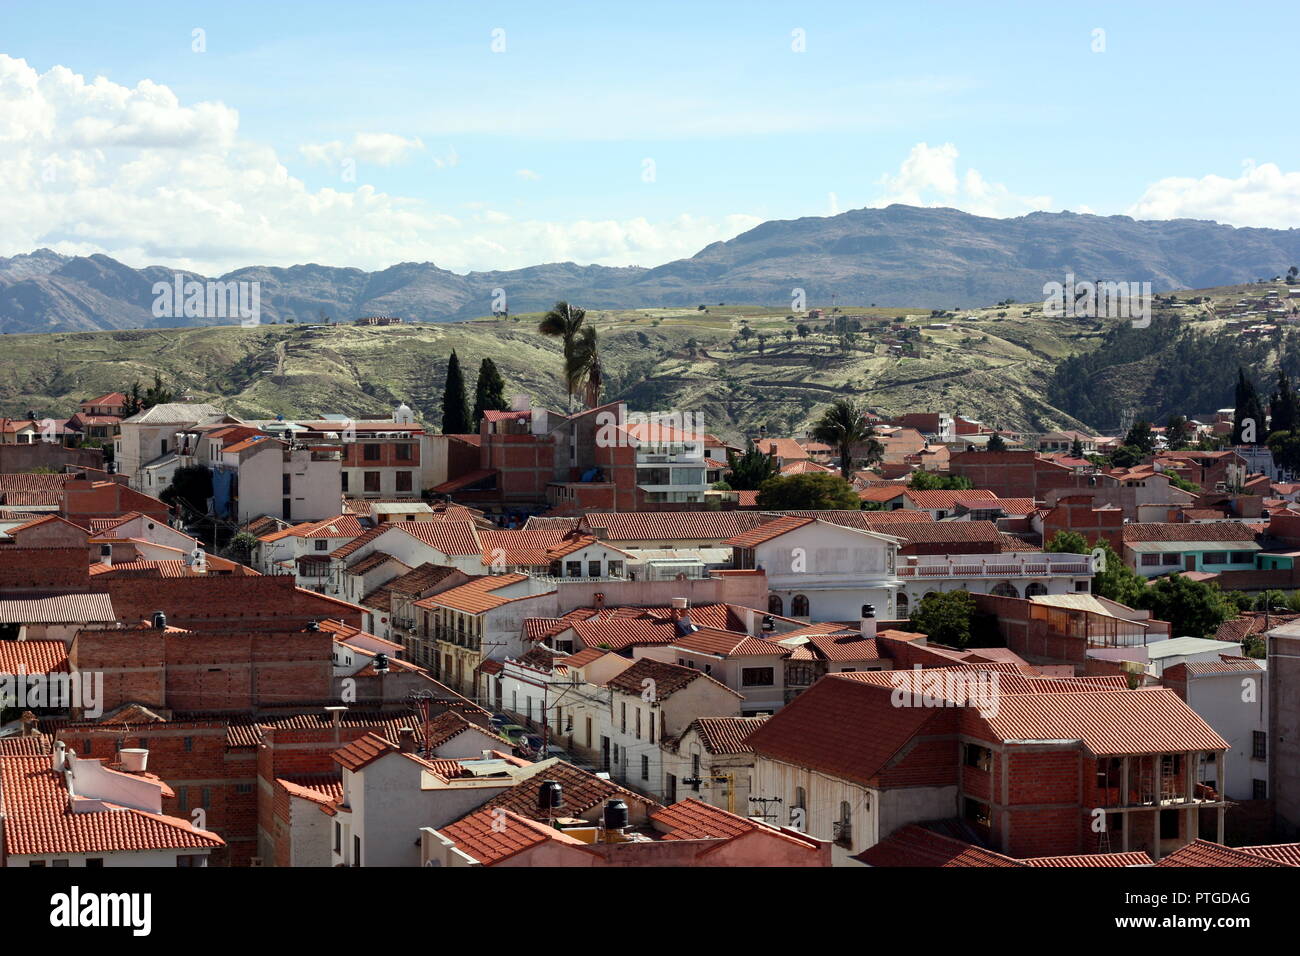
[594,409,705,448]
[152,275,261,326]
[50,887,151,936]
[1,667,102,717]
[1043,273,1151,328]
[889,665,1001,718]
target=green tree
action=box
[725,441,780,490]
[987,432,1007,452]
[440,350,471,434]
[160,465,213,517]
[796,323,811,339]
[1123,421,1156,454]
[471,357,508,428]
[811,398,880,479]
[755,473,861,510]
[538,301,587,409]
[1070,437,1084,458]
[1233,366,1266,444]
[1136,574,1236,638]
[909,590,977,649]
[909,471,973,491]
[1272,369,1300,436]
[1165,415,1191,451]
[1045,530,1088,554]
[571,325,602,408]
[1091,540,1145,606]
[1166,473,1201,493]
[1110,444,1144,468]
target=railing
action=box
[897,557,1092,578]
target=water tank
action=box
[537,780,564,811]
[603,799,629,831]
[151,611,167,629]
[118,748,149,772]
[861,604,876,619]
[373,653,390,674]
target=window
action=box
[28,861,45,867]
[184,737,193,752]
[1253,731,1267,760]
[1204,551,1229,565]
[363,443,380,461]
[1162,553,1180,566]
[353,834,361,866]
[793,786,806,810]
[895,593,908,616]
[791,594,810,617]
[364,471,380,492]
[1254,779,1269,799]
[620,702,627,733]
[86,858,103,868]
[835,801,852,847]
[1141,553,1161,567]
[52,859,69,867]
[282,473,291,495]
[641,755,649,780]
[963,798,990,828]
[566,560,582,577]
[635,708,642,740]
[768,594,784,615]
[609,560,623,576]
[315,539,329,551]
[177,786,188,810]
[202,787,211,808]
[236,783,253,795]
[395,471,413,492]
[588,560,601,577]
[691,753,701,785]
[341,472,349,491]
[1232,551,1254,564]
[396,443,413,461]
[963,743,992,772]
[742,667,774,687]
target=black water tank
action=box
[603,799,629,831]
[861,604,876,619]
[151,611,167,629]
[537,780,564,810]
[373,653,389,673]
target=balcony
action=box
[897,553,1093,579]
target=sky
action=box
[1,0,1298,276]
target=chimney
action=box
[593,592,605,613]
[52,739,67,773]
[860,604,877,640]
[398,727,417,753]
[19,711,37,737]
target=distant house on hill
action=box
[354,315,404,326]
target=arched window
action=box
[791,594,810,617]
[895,592,910,617]
[1024,581,1048,597]
[768,594,784,615]
[991,581,1019,598]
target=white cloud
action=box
[300,132,425,167]
[0,55,757,274]
[871,142,1051,217]
[515,168,541,181]
[1126,160,1300,228]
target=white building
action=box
[1164,657,1269,802]
[216,435,342,524]
[0,741,224,866]
[115,402,226,492]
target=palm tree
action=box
[812,398,880,479]
[571,325,603,408]
[538,301,586,409]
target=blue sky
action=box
[1,0,1297,274]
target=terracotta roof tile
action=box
[1156,840,1291,867]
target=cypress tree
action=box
[472,357,508,427]
[440,351,471,434]
[1233,367,1266,444]
[1271,369,1300,436]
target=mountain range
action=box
[4,205,1300,333]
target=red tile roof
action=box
[681,716,769,754]
[578,511,770,542]
[1156,840,1291,867]
[1123,522,1259,543]
[855,825,1026,867]
[1239,843,1300,865]
[478,759,659,821]
[726,515,814,548]
[979,688,1229,757]
[0,753,225,857]
[399,520,483,556]
[438,807,588,864]
[414,574,540,614]
[904,489,997,509]
[0,639,69,674]
[607,657,742,700]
